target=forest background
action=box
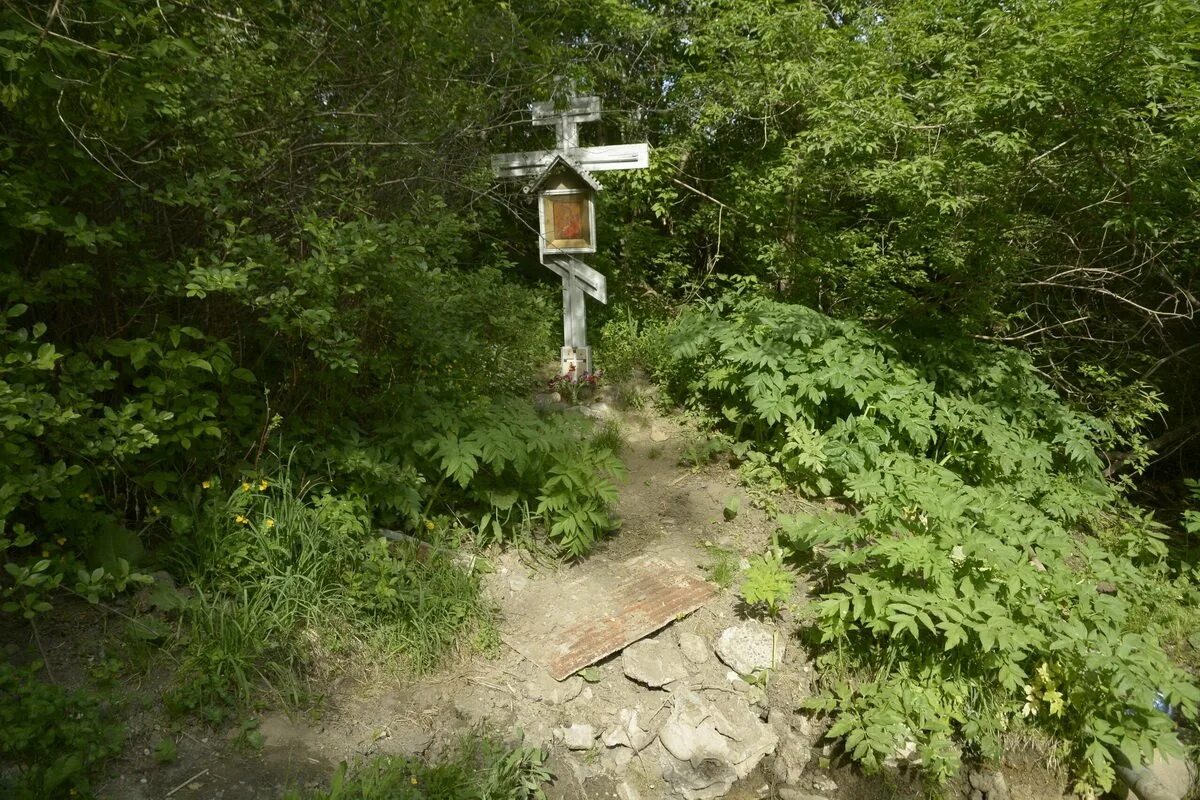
[1,0,1198,797]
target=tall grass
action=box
[164,462,489,720]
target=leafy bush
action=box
[597,308,680,385]
[0,661,123,799]
[0,0,560,625]
[1185,480,1200,538]
[672,291,1199,790]
[416,402,624,558]
[287,738,550,800]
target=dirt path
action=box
[83,398,1071,800]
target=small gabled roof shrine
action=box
[523,153,603,195]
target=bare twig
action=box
[30,619,57,684]
[165,769,210,798]
[669,176,747,218]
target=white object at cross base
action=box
[490,96,649,376]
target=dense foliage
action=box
[0,660,123,799]
[587,0,1199,472]
[672,289,1199,789]
[2,0,1198,794]
[0,0,621,767]
[0,0,627,611]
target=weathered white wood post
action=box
[491,97,649,378]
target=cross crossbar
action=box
[543,255,606,304]
[491,143,649,182]
[531,97,601,150]
[490,95,648,377]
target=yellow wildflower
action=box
[410,777,418,785]
[235,514,249,525]
[265,518,275,529]
[152,506,160,514]
[241,482,252,492]
[424,520,435,531]
[56,537,65,545]
[259,479,269,491]
[201,480,211,489]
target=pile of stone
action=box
[542,619,819,800]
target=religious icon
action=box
[541,189,592,252]
[553,197,583,240]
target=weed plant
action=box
[597,308,681,385]
[591,420,625,457]
[672,290,1200,792]
[286,736,550,800]
[740,549,795,618]
[704,544,739,590]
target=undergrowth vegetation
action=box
[415,403,624,558]
[286,738,550,800]
[3,0,1198,795]
[671,289,1200,792]
[162,464,492,722]
[0,661,123,799]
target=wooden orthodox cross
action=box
[492,97,649,377]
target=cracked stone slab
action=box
[657,688,777,800]
[715,621,785,676]
[623,639,689,688]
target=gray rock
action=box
[810,774,837,793]
[771,728,812,787]
[623,639,689,688]
[580,402,614,420]
[968,767,1008,800]
[601,745,635,773]
[715,621,785,676]
[602,708,657,752]
[656,688,777,800]
[678,632,710,664]
[1114,751,1196,800]
[556,723,595,750]
[884,739,922,770]
[729,676,768,707]
[533,392,561,410]
[524,671,583,705]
